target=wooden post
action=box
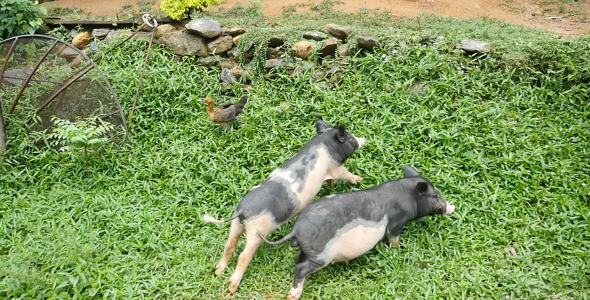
[0,103,6,155]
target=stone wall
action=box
[67,17,488,92]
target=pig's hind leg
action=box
[294,249,307,264]
[215,218,244,276]
[330,165,363,184]
[288,258,325,300]
[228,220,277,294]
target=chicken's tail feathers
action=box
[202,214,239,224]
[234,96,248,115]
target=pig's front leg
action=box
[386,223,403,247]
[329,165,363,184]
[386,233,399,247]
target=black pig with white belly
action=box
[203,120,365,295]
[258,166,455,300]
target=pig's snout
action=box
[355,137,365,149]
[445,202,455,215]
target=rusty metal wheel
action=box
[0,34,128,153]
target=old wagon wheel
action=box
[0,34,128,153]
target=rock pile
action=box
[65,17,489,90]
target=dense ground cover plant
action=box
[1,8,589,299]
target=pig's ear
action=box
[404,166,420,178]
[414,182,429,195]
[336,125,346,142]
[316,119,331,134]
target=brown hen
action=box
[203,96,248,129]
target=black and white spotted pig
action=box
[203,120,365,295]
[257,166,455,300]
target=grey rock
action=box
[199,56,219,67]
[221,68,236,84]
[104,30,121,42]
[267,47,284,59]
[265,58,292,70]
[70,28,78,38]
[321,24,352,40]
[88,41,100,52]
[136,32,152,40]
[91,28,111,38]
[124,31,152,41]
[231,68,252,82]
[357,36,379,51]
[459,39,490,54]
[226,47,239,58]
[185,18,222,39]
[326,65,342,76]
[264,73,280,80]
[268,36,285,48]
[317,81,330,89]
[244,41,255,52]
[303,31,327,41]
[315,71,326,81]
[156,24,176,38]
[1,67,34,86]
[338,44,350,57]
[292,40,316,60]
[319,38,338,56]
[207,35,234,54]
[217,59,237,70]
[222,27,246,36]
[156,31,208,57]
[59,46,81,60]
[294,61,316,76]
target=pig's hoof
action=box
[228,276,240,295]
[288,287,302,300]
[228,286,237,295]
[214,263,226,276]
[389,236,399,247]
[351,176,364,184]
[326,179,334,188]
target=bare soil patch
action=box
[43,0,590,37]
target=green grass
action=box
[1,7,590,300]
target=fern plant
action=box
[49,116,114,177]
[160,0,221,21]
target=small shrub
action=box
[46,24,71,41]
[160,0,221,20]
[49,116,114,178]
[0,0,47,39]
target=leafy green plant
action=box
[0,0,47,39]
[46,24,71,41]
[49,116,114,178]
[160,0,221,20]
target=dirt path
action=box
[43,0,589,37]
